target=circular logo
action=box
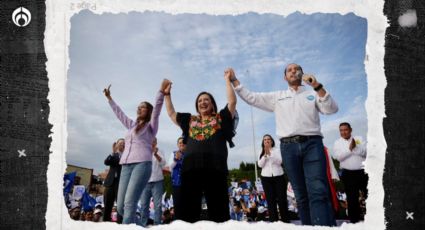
[12,7,31,27]
[307,95,315,101]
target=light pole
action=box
[250,104,259,182]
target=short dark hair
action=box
[339,122,352,129]
[284,63,303,76]
[195,91,218,114]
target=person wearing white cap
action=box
[93,208,103,222]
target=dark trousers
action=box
[261,175,290,222]
[179,169,230,223]
[103,179,122,222]
[341,169,368,223]
[172,186,182,220]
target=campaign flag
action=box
[72,185,85,200]
[95,195,104,204]
[231,182,238,188]
[255,180,263,192]
[63,171,77,196]
[245,181,251,189]
[82,190,97,212]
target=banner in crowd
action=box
[255,181,263,193]
[72,185,85,200]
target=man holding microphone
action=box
[229,63,338,226]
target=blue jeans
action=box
[117,162,152,224]
[139,180,164,226]
[280,136,336,226]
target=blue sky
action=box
[66,11,367,174]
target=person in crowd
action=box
[257,134,289,222]
[85,210,94,221]
[103,79,168,224]
[111,206,119,222]
[103,138,124,222]
[332,122,368,223]
[230,201,244,221]
[169,137,185,219]
[68,205,81,221]
[241,199,258,222]
[79,211,86,221]
[230,63,338,226]
[169,207,175,221]
[162,209,173,224]
[163,68,237,222]
[139,137,167,226]
[93,208,103,222]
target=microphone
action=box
[296,70,303,80]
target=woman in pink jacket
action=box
[103,79,169,225]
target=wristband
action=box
[314,83,323,92]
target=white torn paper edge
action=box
[45,0,387,229]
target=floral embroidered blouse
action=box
[176,105,233,174]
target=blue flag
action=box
[63,172,77,196]
[82,190,97,212]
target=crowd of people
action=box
[64,63,368,227]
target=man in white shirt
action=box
[139,138,166,226]
[229,63,338,226]
[332,122,368,223]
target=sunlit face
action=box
[116,139,125,152]
[177,138,185,151]
[339,125,352,140]
[197,94,214,116]
[284,63,302,85]
[263,136,273,148]
[137,102,149,118]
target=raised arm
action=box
[224,68,237,118]
[149,80,168,136]
[163,80,179,126]
[230,75,276,112]
[302,75,338,114]
[103,84,134,129]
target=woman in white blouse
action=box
[257,134,289,222]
